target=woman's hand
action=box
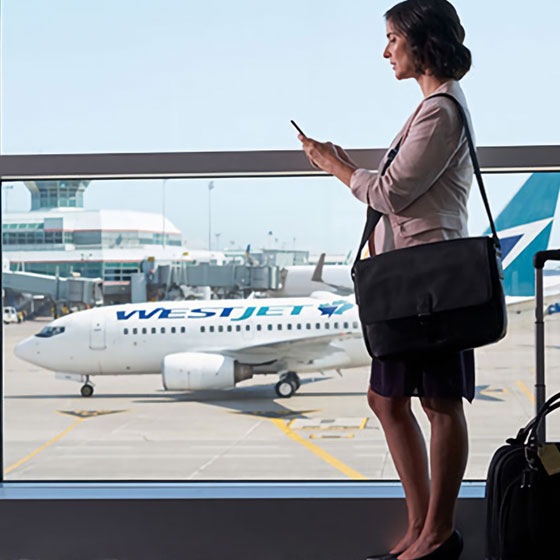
[298,135,358,187]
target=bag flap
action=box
[353,237,497,322]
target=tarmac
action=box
[3,308,559,481]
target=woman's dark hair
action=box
[385,0,471,80]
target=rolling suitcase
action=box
[485,249,560,559]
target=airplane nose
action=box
[14,337,38,362]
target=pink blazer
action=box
[350,80,474,255]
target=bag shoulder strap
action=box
[431,93,500,247]
[352,93,500,271]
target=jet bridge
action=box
[2,270,103,306]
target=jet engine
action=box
[162,352,253,391]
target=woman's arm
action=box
[350,98,464,214]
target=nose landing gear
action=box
[275,372,301,398]
[80,375,95,397]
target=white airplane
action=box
[14,293,368,398]
[13,173,560,399]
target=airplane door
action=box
[90,318,106,350]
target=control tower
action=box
[24,180,90,210]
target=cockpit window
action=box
[35,326,66,338]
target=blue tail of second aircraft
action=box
[484,173,560,297]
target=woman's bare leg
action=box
[397,396,468,560]
[367,389,430,554]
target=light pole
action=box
[208,181,215,250]
[162,178,168,249]
[215,232,221,251]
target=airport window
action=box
[171,327,176,334]
[209,326,215,333]
[161,327,166,334]
[227,325,232,332]
[218,326,223,332]
[181,326,186,333]
[142,328,147,334]
[235,325,241,332]
[123,328,129,335]
[200,326,205,333]
[151,327,156,334]
[132,328,138,335]
[268,325,273,331]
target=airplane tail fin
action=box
[485,173,560,296]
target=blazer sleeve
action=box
[349,97,463,214]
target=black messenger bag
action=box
[351,93,507,359]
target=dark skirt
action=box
[369,349,475,403]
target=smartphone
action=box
[290,120,306,138]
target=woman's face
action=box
[383,20,418,80]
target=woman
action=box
[298,1,474,559]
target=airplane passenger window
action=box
[123,328,129,335]
[235,325,241,332]
[352,322,358,328]
[325,323,330,329]
[132,328,138,335]
[334,322,339,329]
[209,326,215,333]
[343,322,349,329]
[287,324,292,330]
[297,324,302,330]
[257,325,262,331]
[306,323,311,330]
[315,323,320,329]
[200,326,205,333]
[277,324,282,330]
[142,328,147,334]
[151,327,156,334]
[171,327,176,334]
[180,327,186,333]
[227,326,232,332]
[268,325,273,331]
[245,325,250,331]
[218,326,223,332]
[161,327,166,334]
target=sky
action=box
[1,0,559,253]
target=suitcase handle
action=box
[534,249,560,269]
[511,394,560,445]
[527,392,560,449]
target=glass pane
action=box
[3,172,560,480]
[2,1,559,154]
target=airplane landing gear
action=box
[80,376,94,397]
[275,372,301,398]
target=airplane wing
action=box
[219,332,360,362]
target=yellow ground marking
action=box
[5,418,85,475]
[5,410,131,476]
[517,380,535,404]
[269,418,367,480]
